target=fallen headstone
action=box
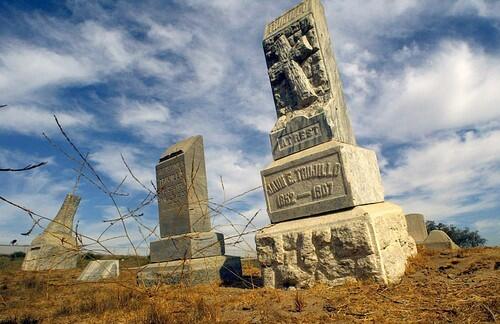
[405,213,428,244]
[22,194,80,271]
[422,230,460,250]
[78,260,120,281]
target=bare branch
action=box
[121,153,155,194]
[0,161,47,172]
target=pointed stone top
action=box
[159,135,203,162]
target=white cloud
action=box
[146,20,193,52]
[0,105,94,136]
[89,143,156,192]
[383,128,500,221]
[450,0,500,18]
[354,41,500,141]
[205,147,265,201]
[80,21,135,70]
[114,99,242,148]
[0,43,95,101]
[117,101,171,136]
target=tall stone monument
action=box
[22,194,80,271]
[256,0,417,288]
[137,135,242,286]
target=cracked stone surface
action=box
[256,202,417,288]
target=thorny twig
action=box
[0,194,114,255]
[2,112,263,293]
[52,115,140,259]
[0,162,47,172]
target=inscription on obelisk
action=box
[156,135,210,237]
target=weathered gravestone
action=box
[22,194,80,271]
[422,230,459,250]
[137,136,241,286]
[255,0,417,289]
[405,213,428,244]
[78,260,119,281]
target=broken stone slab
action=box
[78,260,119,281]
[150,232,224,263]
[261,140,384,223]
[256,202,417,289]
[405,213,428,244]
[263,0,356,155]
[22,244,79,271]
[22,194,80,271]
[156,135,211,237]
[422,230,460,250]
[137,255,242,287]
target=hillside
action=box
[0,247,498,323]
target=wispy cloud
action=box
[0,105,94,136]
[1,0,499,248]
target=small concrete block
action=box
[78,260,119,281]
[137,255,242,287]
[422,230,460,250]
[255,202,416,289]
[261,140,384,223]
[150,232,224,263]
[405,213,428,244]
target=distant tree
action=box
[10,251,25,260]
[426,221,487,248]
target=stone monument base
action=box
[137,255,242,287]
[255,202,416,289]
[150,232,224,262]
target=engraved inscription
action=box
[264,153,345,212]
[266,2,308,36]
[157,156,187,206]
[278,122,321,151]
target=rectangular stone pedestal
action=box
[150,232,224,262]
[255,202,416,289]
[261,141,384,223]
[137,255,242,286]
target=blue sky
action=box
[0,0,499,255]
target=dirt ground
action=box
[0,247,498,323]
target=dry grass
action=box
[0,247,499,323]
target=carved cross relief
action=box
[268,34,318,115]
